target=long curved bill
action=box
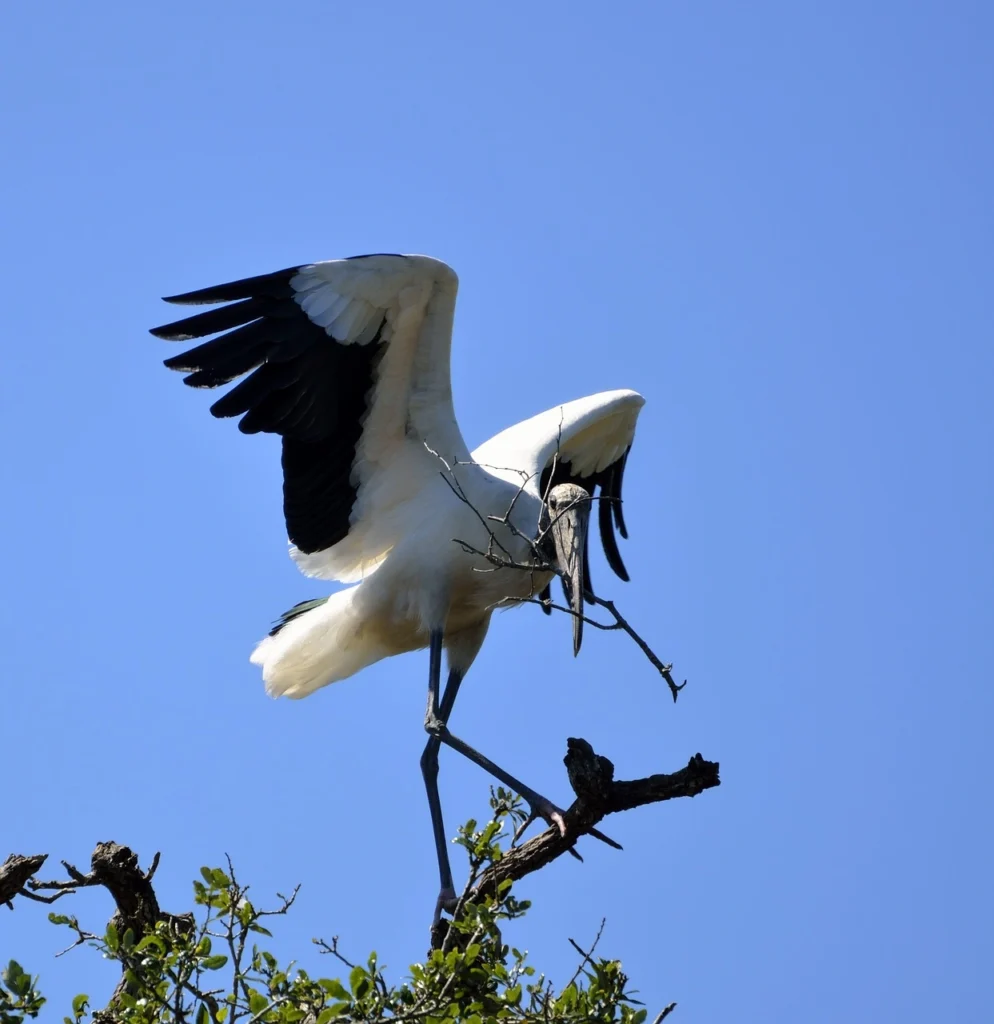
[550,486,592,656]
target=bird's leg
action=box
[427,721,622,852]
[420,629,462,924]
[422,634,620,926]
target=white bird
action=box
[151,254,645,915]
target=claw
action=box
[512,796,568,846]
[514,797,621,853]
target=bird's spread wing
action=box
[151,254,467,581]
[471,389,644,608]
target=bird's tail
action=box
[250,584,390,699]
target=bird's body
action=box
[252,460,545,698]
[152,253,644,918]
[251,388,640,698]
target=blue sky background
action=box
[2,2,991,1020]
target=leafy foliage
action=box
[15,793,672,1023]
[1,960,46,1024]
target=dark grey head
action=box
[543,482,592,656]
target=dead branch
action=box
[1,853,56,909]
[468,739,719,902]
[29,841,192,939]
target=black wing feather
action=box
[152,265,385,554]
[598,487,629,581]
[610,450,630,538]
[150,298,271,340]
[161,266,299,305]
[166,320,277,381]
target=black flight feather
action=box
[162,266,300,305]
[152,265,385,554]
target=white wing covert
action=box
[472,389,644,604]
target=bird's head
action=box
[541,482,592,656]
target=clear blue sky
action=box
[3,2,991,1020]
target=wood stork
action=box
[151,254,644,915]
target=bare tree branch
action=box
[29,842,192,935]
[1,853,56,909]
[468,739,719,902]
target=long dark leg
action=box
[421,650,620,857]
[421,630,464,921]
[433,726,621,852]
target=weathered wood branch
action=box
[16,843,194,1015]
[1,853,50,908]
[470,739,720,901]
[27,841,193,937]
[9,744,719,978]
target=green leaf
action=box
[558,981,578,1010]
[210,889,231,912]
[105,923,119,953]
[6,961,24,988]
[48,912,71,926]
[318,978,349,1000]
[348,965,367,996]
[249,924,273,936]
[201,955,228,971]
[200,867,214,885]
[196,1003,209,1024]
[248,990,268,1015]
[318,1004,350,1021]
[211,868,232,888]
[71,994,89,1016]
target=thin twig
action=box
[314,936,357,971]
[17,887,73,904]
[588,595,685,701]
[503,594,684,701]
[565,917,606,989]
